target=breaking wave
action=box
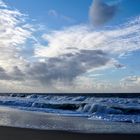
[0,94,140,123]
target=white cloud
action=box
[48,9,75,23]
[0,0,36,92]
[121,76,140,86]
[0,0,140,93]
[31,16,140,92]
[0,0,7,8]
[120,76,140,92]
[35,16,140,59]
[0,1,34,70]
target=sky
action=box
[0,0,140,93]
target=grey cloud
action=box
[0,66,11,80]
[123,76,138,82]
[89,0,118,26]
[26,50,111,84]
[11,66,25,81]
[0,50,119,85]
[0,67,5,72]
[114,63,125,69]
[0,66,24,81]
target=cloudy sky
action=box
[0,0,140,93]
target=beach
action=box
[0,126,140,140]
[0,96,140,140]
[0,106,140,134]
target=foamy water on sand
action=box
[0,94,140,133]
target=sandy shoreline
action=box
[0,126,140,140]
[0,106,140,139]
[0,106,140,134]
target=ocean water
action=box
[0,93,140,133]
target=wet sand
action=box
[0,106,140,134]
[0,106,140,140]
[0,126,140,140]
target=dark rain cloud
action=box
[89,0,118,26]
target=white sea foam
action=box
[0,94,140,123]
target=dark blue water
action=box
[0,93,140,123]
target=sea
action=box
[0,93,140,133]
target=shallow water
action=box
[0,94,140,124]
[0,106,140,133]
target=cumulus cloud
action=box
[36,17,140,61]
[0,66,24,81]
[0,66,10,80]
[26,50,111,84]
[32,16,140,91]
[89,0,118,26]
[120,76,140,92]
[121,76,140,86]
[0,0,140,92]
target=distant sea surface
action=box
[0,93,140,133]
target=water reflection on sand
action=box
[0,106,140,134]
